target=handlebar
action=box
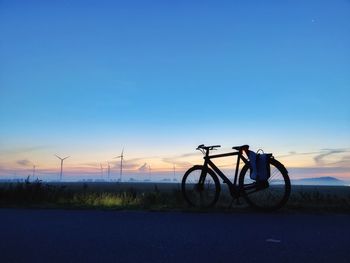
[196,144,221,151]
[196,144,250,156]
[196,144,249,154]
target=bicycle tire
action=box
[239,158,291,211]
[182,165,220,208]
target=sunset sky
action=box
[0,1,349,182]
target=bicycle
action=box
[181,144,291,211]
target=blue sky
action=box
[0,0,349,181]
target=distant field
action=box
[0,181,349,213]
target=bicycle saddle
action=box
[232,145,249,151]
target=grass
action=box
[0,178,349,213]
[0,177,185,210]
[286,185,350,212]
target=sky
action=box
[0,0,349,182]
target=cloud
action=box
[162,157,193,168]
[111,160,140,170]
[138,163,148,172]
[276,150,321,158]
[159,152,201,169]
[326,155,350,167]
[0,146,50,155]
[288,166,350,180]
[16,159,31,166]
[313,149,348,166]
[177,152,201,158]
[276,148,350,167]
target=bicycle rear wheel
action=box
[182,166,220,208]
[239,158,291,211]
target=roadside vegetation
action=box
[0,178,349,213]
[287,186,350,212]
[0,177,185,210]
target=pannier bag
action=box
[248,150,272,181]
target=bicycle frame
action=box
[182,145,291,210]
[200,149,249,196]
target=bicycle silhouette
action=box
[181,144,291,211]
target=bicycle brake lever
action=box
[196,144,204,150]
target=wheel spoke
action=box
[241,159,290,211]
[182,167,219,208]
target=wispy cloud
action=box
[276,150,321,158]
[78,162,103,168]
[138,163,148,172]
[161,152,200,168]
[330,155,350,167]
[288,166,350,180]
[177,152,201,158]
[162,157,192,168]
[314,148,349,166]
[276,148,350,168]
[16,159,31,166]
[111,160,140,170]
[0,146,50,156]
[79,158,146,171]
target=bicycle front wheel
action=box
[239,158,291,211]
[182,166,220,208]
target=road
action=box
[0,209,349,263]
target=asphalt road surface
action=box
[0,209,349,263]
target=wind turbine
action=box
[55,155,70,181]
[107,162,111,181]
[173,163,176,181]
[114,148,124,182]
[100,163,104,179]
[148,164,152,181]
[32,165,36,180]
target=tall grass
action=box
[287,189,350,212]
[0,178,185,210]
[0,180,349,212]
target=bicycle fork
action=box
[197,165,208,191]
